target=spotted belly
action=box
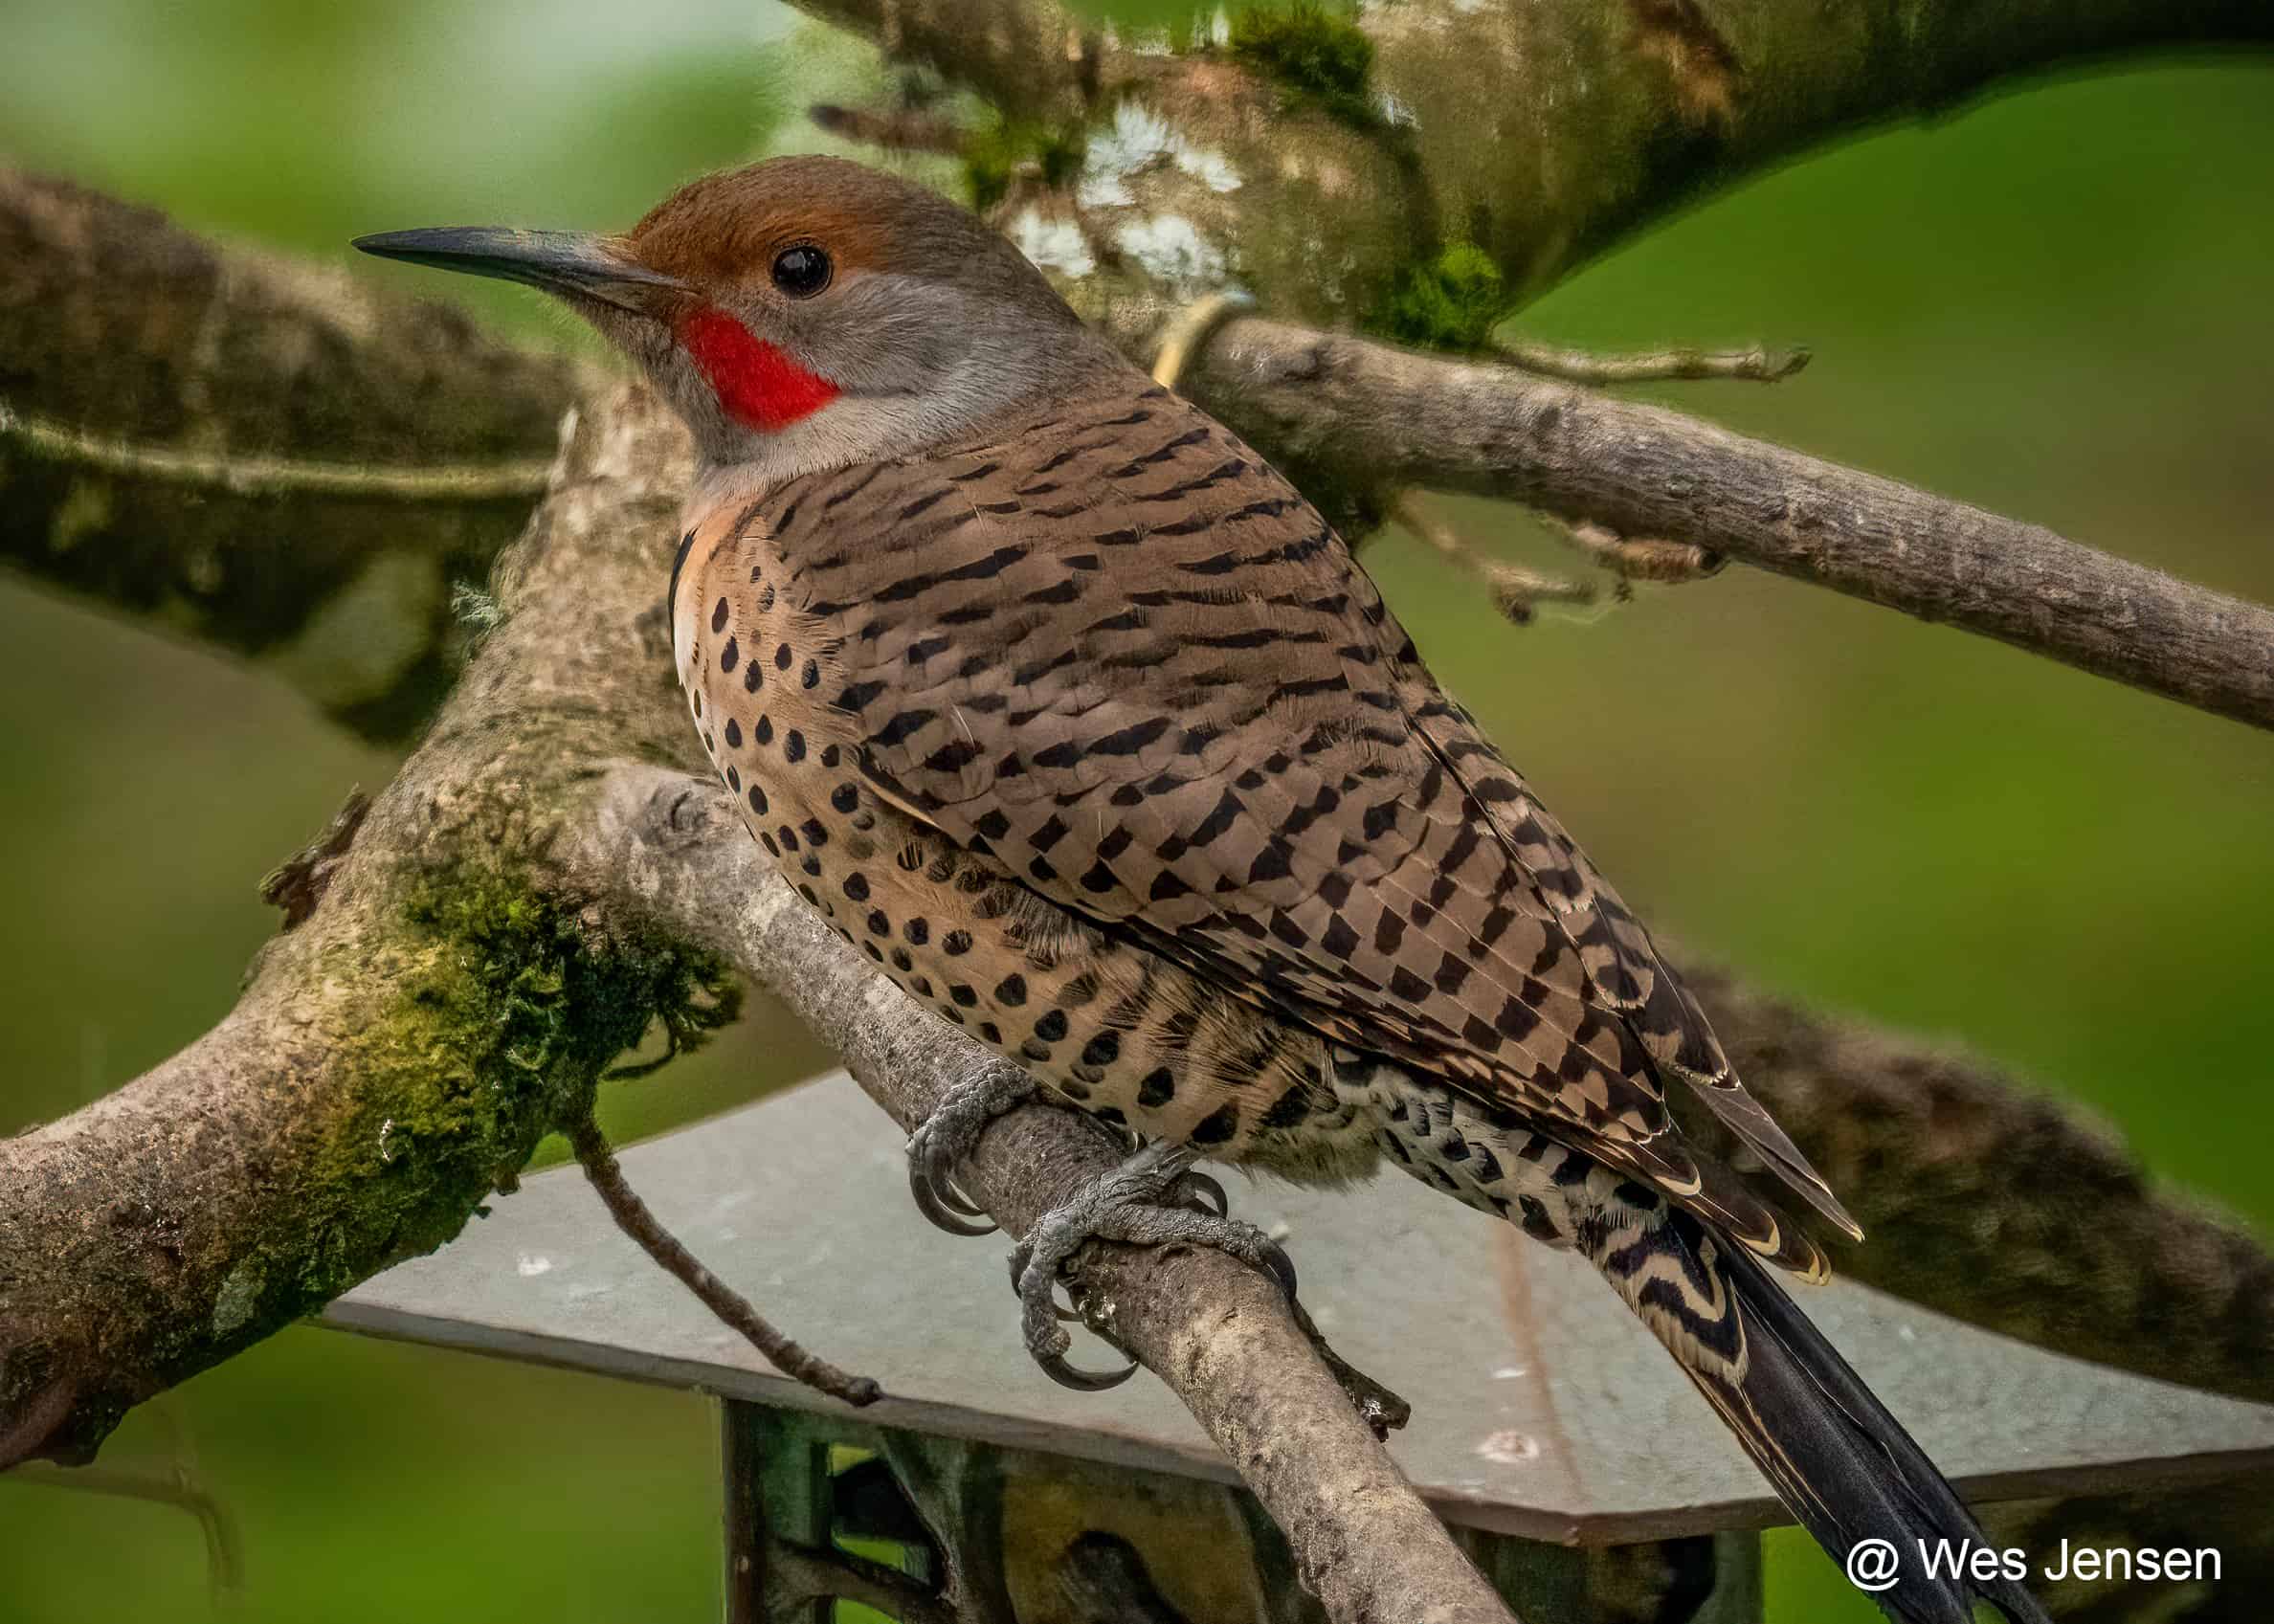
[672,509,1380,1182]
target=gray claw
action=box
[1005,1247,1086,1322]
[1258,1235,1299,1299]
[1008,1140,1301,1390]
[1018,1233,1138,1390]
[905,1060,1036,1238]
[1181,1169,1227,1216]
[911,1164,996,1236]
[1036,1348,1141,1391]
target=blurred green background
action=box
[1,1,2268,1619]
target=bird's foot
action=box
[905,1058,1036,1237]
[1010,1140,1298,1391]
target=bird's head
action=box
[356,156,1106,481]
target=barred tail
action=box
[1588,1209,2050,1624]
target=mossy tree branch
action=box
[792,0,2274,326]
[0,392,718,1465]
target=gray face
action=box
[580,265,1108,483]
[359,158,1125,487]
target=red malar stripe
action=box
[677,307,840,433]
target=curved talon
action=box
[934,1172,991,1219]
[1036,1347,1141,1390]
[1181,1170,1227,1217]
[903,1062,1036,1238]
[1006,1239,1111,1323]
[911,1161,996,1236]
[1015,1223,1143,1387]
[1259,1236,1299,1299]
[946,1179,988,1212]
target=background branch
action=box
[1174,317,2274,731]
[797,0,2274,328]
[0,169,590,740]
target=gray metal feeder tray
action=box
[328,1073,2274,1622]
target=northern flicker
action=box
[360,157,2046,1624]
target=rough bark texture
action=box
[0,392,708,1465]
[795,0,2274,322]
[0,170,592,738]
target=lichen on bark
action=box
[297,858,741,1294]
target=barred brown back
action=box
[675,371,1852,1277]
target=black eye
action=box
[771,244,831,298]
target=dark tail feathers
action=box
[1594,1211,2050,1624]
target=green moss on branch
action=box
[965,117,1089,211]
[1228,2,1378,128]
[234,861,740,1335]
[1370,242,1509,353]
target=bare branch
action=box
[4,1458,244,1598]
[1491,337,1811,386]
[1179,317,2274,732]
[562,1106,882,1407]
[0,168,589,740]
[0,398,554,503]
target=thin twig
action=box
[561,1106,883,1407]
[808,101,969,157]
[1185,317,2274,732]
[1393,495,1598,625]
[1549,517,1724,587]
[0,400,554,503]
[765,1532,964,1624]
[1492,335,1811,384]
[4,1459,245,1598]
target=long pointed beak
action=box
[351,227,684,311]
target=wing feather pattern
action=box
[760,380,1856,1266]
